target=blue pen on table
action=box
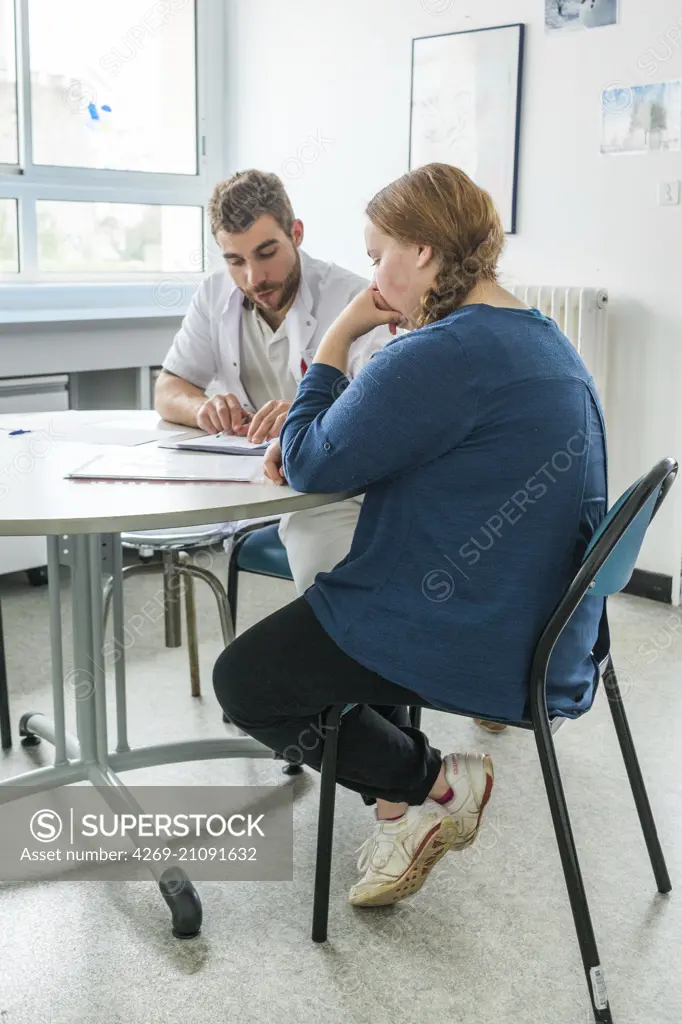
[0,428,34,435]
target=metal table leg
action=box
[0,601,11,750]
[110,532,131,754]
[18,535,79,760]
[47,535,68,764]
[1,530,275,938]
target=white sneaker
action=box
[348,800,456,908]
[441,752,495,851]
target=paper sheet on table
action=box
[159,432,270,456]
[59,424,186,446]
[66,448,265,483]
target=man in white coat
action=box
[155,169,390,593]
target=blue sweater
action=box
[281,305,607,723]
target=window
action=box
[28,0,197,174]
[0,0,224,301]
[36,201,203,273]
[0,0,18,165]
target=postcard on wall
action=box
[409,24,524,234]
[545,0,618,32]
[601,82,682,155]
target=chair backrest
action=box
[528,457,678,728]
[558,458,677,615]
[584,471,670,597]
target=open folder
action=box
[159,432,270,456]
[66,449,265,483]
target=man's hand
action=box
[263,440,286,485]
[197,394,253,435]
[247,400,292,444]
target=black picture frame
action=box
[409,23,525,234]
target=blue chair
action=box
[224,523,302,772]
[310,458,678,1024]
[227,523,294,619]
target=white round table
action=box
[0,408,353,535]
[0,410,356,937]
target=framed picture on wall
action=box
[545,0,619,33]
[409,23,525,234]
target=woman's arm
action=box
[281,319,478,494]
[310,287,402,375]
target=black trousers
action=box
[213,597,443,805]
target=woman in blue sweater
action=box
[213,163,607,908]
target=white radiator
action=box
[509,286,609,405]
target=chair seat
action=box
[340,702,563,732]
[121,523,234,550]
[236,524,293,580]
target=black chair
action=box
[310,458,678,1024]
[227,521,294,625]
[0,600,11,749]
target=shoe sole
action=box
[473,719,508,733]
[451,754,495,852]
[349,817,457,908]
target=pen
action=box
[0,428,34,435]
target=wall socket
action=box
[658,181,681,206]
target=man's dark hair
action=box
[208,170,295,237]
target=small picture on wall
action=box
[545,0,618,32]
[601,82,682,154]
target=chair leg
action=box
[226,558,239,636]
[223,556,240,727]
[312,705,343,943]
[163,550,182,648]
[178,564,234,648]
[410,706,422,730]
[176,563,237,723]
[224,522,278,639]
[603,656,671,894]
[0,602,11,750]
[183,567,201,698]
[102,561,164,635]
[534,720,613,1023]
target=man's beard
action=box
[250,250,301,314]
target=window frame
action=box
[0,0,227,315]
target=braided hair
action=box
[366,163,505,328]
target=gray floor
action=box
[0,558,680,1024]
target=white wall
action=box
[226,0,682,588]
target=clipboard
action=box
[66,449,264,483]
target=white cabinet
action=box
[0,375,69,414]
[0,537,47,576]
